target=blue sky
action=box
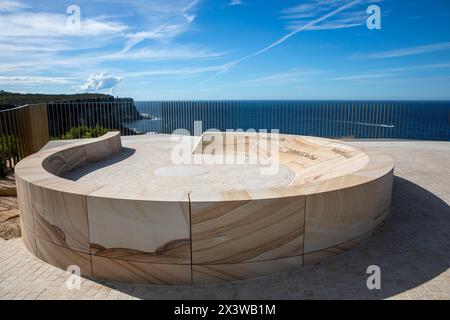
[0,0,450,100]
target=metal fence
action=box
[1,100,449,176]
[0,104,49,177]
[47,99,140,139]
[136,101,450,141]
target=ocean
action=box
[128,101,450,141]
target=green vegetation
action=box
[0,90,114,110]
[0,136,20,178]
[54,125,109,140]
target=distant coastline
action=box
[0,90,116,110]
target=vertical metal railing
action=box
[1,100,449,176]
[46,98,142,139]
[157,101,449,141]
[0,104,50,177]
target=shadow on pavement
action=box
[63,147,136,180]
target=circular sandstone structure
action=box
[15,132,394,285]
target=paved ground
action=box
[0,174,16,197]
[0,192,20,240]
[1,140,449,300]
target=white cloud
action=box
[121,0,200,53]
[0,76,76,85]
[228,0,244,6]
[0,45,226,76]
[208,0,364,81]
[0,12,127,38]
[0,0,215,86]
[384,62,450,72]
[183,0,199,11]
[351,42,450,59]
[0,8,127,73]
[330,62,450,82]
[78,72,122,93]
[184,14,196,23]
[100,46,226,62]
[122,23,190,53]
[332,73,395,81]
[127,65,228,78]
[0,0,29,12]
[236,70,324,87]
[281,0,382,31]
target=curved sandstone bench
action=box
[15,131,394,285]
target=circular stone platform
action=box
[15,132,394,285]
[63,137,296,192]
[153,165,210,177]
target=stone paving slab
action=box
[0,210,19,224]
[0,197,18,212]
[0,174,16,197]
[0,140,449,300]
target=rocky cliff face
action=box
[47,98,142,137]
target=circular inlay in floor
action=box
[153,165,209,177]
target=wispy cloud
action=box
[236,70,324,87]
[122,23,183,53]
[280,0,382,31]
[99,46,226,62]
[331,62,450,82]
[384,62,450,72]
[332,73,395,81]
[0,0,29,12]
[127,65,228,78]
[0,45,225,76]
[121,0,200,53]
[0,0,217,89]
[208,0,363,81]
[351,42,450,59]
[228,0,244,6]
[0,76,76,85]
[0,12,127,38]
[0,8,128,71]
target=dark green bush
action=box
[0,135,19,178]
[0,154,7,178]
[53,125,109,140]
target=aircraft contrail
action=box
[207,0,363,81]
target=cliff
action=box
[46,98,143,137]
[0,91,115,109]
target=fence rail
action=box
[0,104,49,177]
[136,101,450,141]
[47,99,139,139]
[1,100,449,177]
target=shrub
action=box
[54,125,109,140]
[0,135,20,178]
